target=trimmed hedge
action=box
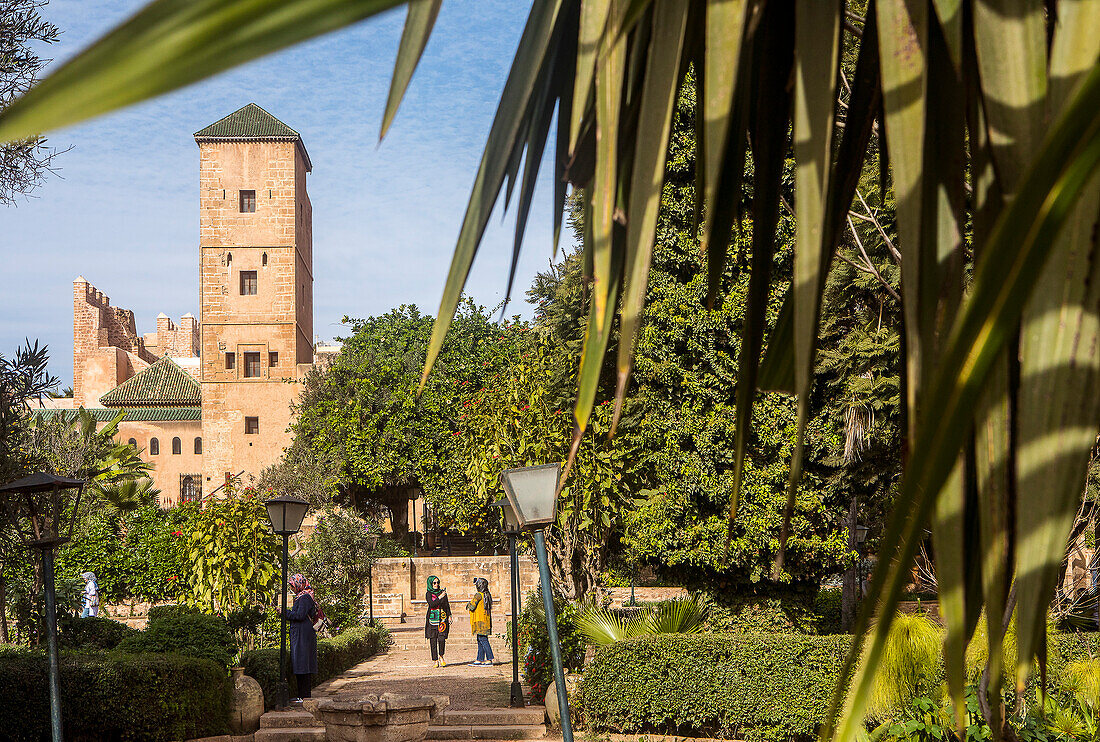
[116,610,237,668]
[58,616,139,650]
[241,624,391,708]
[580,631,1100,741]
[0,648,229,741]
[580,633,851,741]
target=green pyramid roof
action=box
[195,103,311,170]
[100,357,201,407]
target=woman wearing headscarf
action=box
[80,572,99,618]
[280,573,319,701]
[466,577,494,666]
[424,575,451,667]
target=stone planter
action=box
[227,666,265,733]
[306,694,436,742]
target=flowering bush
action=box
[517,589,585,703]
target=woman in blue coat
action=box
[282,573,319,701]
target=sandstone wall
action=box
[115,418,204,506]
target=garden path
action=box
[313,623,525,710]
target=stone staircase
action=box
[425,708,547,740]
[254,710,327,742]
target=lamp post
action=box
[367,533,379,627]
[493,497,524,708]
[500,464,573,742]
[0,472,85,742]
[263,495,309,709]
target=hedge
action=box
[116,610,236,668]
[581,633,851,741]
[580,631,1100,741]
[0,648,229,741]
[241,624,391,708]
[57,616,139,650]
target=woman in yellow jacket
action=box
[466,578,494,666]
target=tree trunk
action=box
[841,496,859,632]
[0,571,7,644]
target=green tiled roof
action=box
[194,103,312,171]
[32,407,201,422]
[194,103,300,139]
[100,356,201,407]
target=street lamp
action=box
[263,495,309,709]
[493,497,524,708]
[366,533,379,627]
[500,463,573,742]
[0,472,85,742]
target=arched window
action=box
[194,437,202,455]
[172,437,181,455]
[150,438,160,455]
[262,252,268,267]
[226,251,232,266]
[127,438,137,448]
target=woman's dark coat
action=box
[286,591,318,674]
[424,590,451,639]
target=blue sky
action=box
[1,0,560,387]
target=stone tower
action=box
[194,103,314,488]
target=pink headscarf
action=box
[289,573,315,602]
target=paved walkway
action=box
[314,623,526,710]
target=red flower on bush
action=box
[171,530,182,537]
[167,576,177,582]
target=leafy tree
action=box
[0,0,64,203]
[291,505,405,628]
[174,482,278,614]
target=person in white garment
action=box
[80,572,99,618]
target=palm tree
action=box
[1,1,1099,737]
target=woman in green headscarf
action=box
[424,575,451,667]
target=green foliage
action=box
[175,484,278,614]
[117,610,238,669]
[57,615,139,650]
[867,613,944,721]
[580,633,852,741]
[517,589,584,704]
[240,624,390,709]
[0,646,230,741]
[576,595,708,646]
[291,505,405,629]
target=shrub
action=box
[58,615,139,650]
[580,633,852,741]
[241,624,391,708]
[0,647,230,741]
[146,603,200,622]
[117,610,237,668]
[517,589,585,703]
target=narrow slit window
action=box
[244,351,261,378]
[262,252,268,267]
[194,437,202,455]
[239,189,256,212]
[225,352,236,370]
[245,417,259,435]
[150,438,160,456]
[240,270,257,295]
[269,351,279,368]
[172,437,181,455]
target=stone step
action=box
[426,725,546,740]
[436,709,545,727]
[260,711,319,729]
[254,728,327,742]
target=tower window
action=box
[239,190,256,212]
[269,351,279,367]
[240,270,258,295]
[262,252,268,267]
[172,437,181,455]
[194,437,202,455]
[244,352,261,378]
[225,352,236,370]
[150,438,160,456]
[245,417,259,435]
